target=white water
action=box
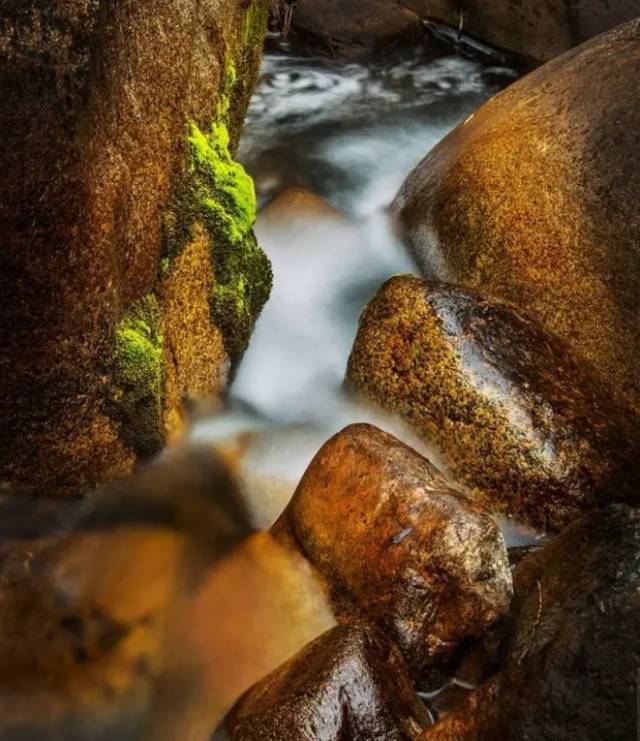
[190,40,539,544]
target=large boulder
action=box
[214,622,432,740]
[393,19,640,416]
[421,505,640,740]
[0,0,272,493]
[273,423,512,680]
[347,277,640,533]
[290,0,423,57]
[406,0,639,64]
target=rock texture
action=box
[214,622,431,740]
[0,0,272,493]
[347,277,640,533]
[291,0,423,57]
[0,447,252,740]
[407,0,639,64]
[421,505,640,740]
[393,20,640,415]
[274,423,512,679]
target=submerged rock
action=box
[0,0,271,493]
[347,277,640,532]
[214,622,431,740]
[421,505,640,740]
[291,0,423,57]
[407,0,638,64]
[273,423,511,679]
[393,19,640,415]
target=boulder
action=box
[273,423,511,679]
[290,0,423,57]
[421,505,640,740]
[214,622,432,740]
[0,0,272,493]
[393,19,640,415]
[347,277,640,533]
[0,447,252,740]
[406,0,639,65]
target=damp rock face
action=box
[421,505,640,741]
[347,277,640,533]
[405,0,638,64]
[393,19,640,416]
[291,0,423,57]
[274,423,512,678]
[214,622,432,741]
[0,448,252,740]
[0,0,272,493]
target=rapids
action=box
[190,38,540,546]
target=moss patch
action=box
[113,294,164,459]
[164,59,272,364]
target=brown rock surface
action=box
[0,0,271,493]
[407,0,638,64]
[274,423,511,679]
[420,505,640,740]
[215,622,431,740]
[393,19,640,415]
[291,0,423,57]
[347,277,640,533]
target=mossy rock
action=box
[346,276,640,533]
[0,0,270,492]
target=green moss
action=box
[163,56,272,364]
[113,294,164,459]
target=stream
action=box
[190,38,540,546]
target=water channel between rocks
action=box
[190,39,541,547]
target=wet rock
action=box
[214,622,432,740]
[273,423,511,679]
[0,447,252,740]
[407,0,639,65]
[393,19,640,415]
[421,504,640,740]
[0,0,271,493]
[291,0,423,57]
[347,277,640,533]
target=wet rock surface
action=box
[274,423,512,679]
[393,19,640,415]
[0,0,270,493]
[291,0,423,58]
[347,277,640,533]
[407,0,639,64]
[214,622,431,740]
[421,505,640,740]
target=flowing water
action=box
[191,38,540,546]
